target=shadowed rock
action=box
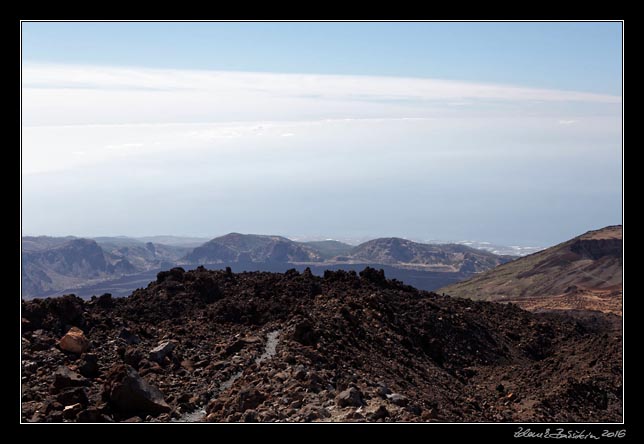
[103,364,170,416]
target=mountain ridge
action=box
[22,233,515,299]
[440,225,622,315]
[185,233,322,264]
[184,233,513,271]
[344,237,513,272]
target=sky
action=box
[21,22,622,246]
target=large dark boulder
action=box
[336,387,364,407]
[103,364,170,416]
[52,366,88,391]
[156,267,185,283]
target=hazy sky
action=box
[21,22,622,246]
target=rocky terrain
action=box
[440,226,622,315]
[21,266,622,423]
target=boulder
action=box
[96,293,114,309]
[59,327,89,354]
[156,267,185,283]
[124,347,143,368]
[119,328,140,345]
[370,404,390,420]
[56,387,89,406]
[387,393,409,407]
[149,341,175,363]
[53,366,88,390]
[292,319,318,346]
[376,382,390,398]
[103,364,171,416]
[51,295,85,329]
[336,387,363,407]
[79,353,99,377]
[62,403,83,420]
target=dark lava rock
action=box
[124,347,143,368]
[224,339,248,356]
[387,393,409,407]
[103,364,171,417]
[292,319,318,346]
[96,293,114,309]
[52,366,88,390]
[21,267,623,423]
[49,295,86,330]
[359,267,387,285]
[77,407,109,423]
[376,383,391,398]
[237,388,267,412]
[79,353,99,377]
[119,328,140,345]
[336,387,364,407]
[149,341,175,363]
[56,387,89,406]
[156,267,185,283]
[191,274,222,302]
[370,405,390,420]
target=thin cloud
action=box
[21,63,621,127]
[22,63,620,104]
[21,63,621,179]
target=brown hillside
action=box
[440,226,622,315]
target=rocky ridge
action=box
[440,226,623,315]
[21,266,622,422]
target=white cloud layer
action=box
[22,63,620,127]
[21,64,622,243]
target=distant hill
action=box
[22,236,77,252]
[344,237,513,272]
[95,238,189,270]
[440,226,622,314]
[21,236,189,298]
[132,235,211,248]
[302,240,353,260]
[184,233,514,271]
[22,238,116,297]
[22,233,516,299]
[185,233,321,264]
